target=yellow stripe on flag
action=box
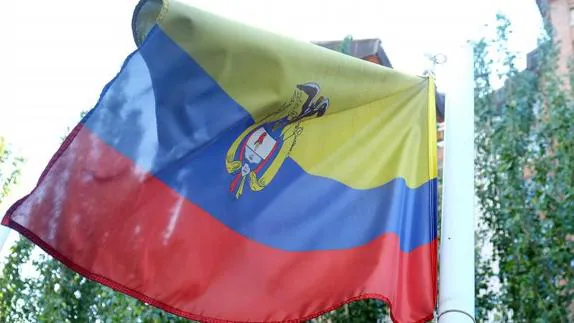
[136,0,437,189]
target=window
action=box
[570,8,574,26]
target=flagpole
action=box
[437,40,475,323]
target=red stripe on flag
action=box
[2,126,437,323]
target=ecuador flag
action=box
[2,0,438,322]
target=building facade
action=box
[536,0,574,317]
[537,0,574,79]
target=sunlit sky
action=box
[0,0,542,255]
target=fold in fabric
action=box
[2,1,438,322]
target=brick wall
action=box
[546,0,574,82]
[540,1,574,318]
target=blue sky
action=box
[0,0,542,253]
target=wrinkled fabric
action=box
[2,1,438,322]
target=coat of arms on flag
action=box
[226,82,329,198]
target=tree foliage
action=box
[474,14,574,322]
[0,137,23,204]
[337,35,354,56]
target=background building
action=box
[537,0,574,80]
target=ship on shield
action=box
[225,82,330,199]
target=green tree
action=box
[311,299,388,323]
[474,14,574,322]
[0,136,30,322]
[337,35,354,56]
[0,137,23,203]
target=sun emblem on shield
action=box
[225,82,330,199]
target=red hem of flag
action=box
[1,217,434,323]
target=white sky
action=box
[0,0,542,255]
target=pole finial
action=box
[424,53,448,76]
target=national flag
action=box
[2,0,438,322]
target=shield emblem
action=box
[245,127,277,165]
[225,82,330,199]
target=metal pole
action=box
[437,40,475,323]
